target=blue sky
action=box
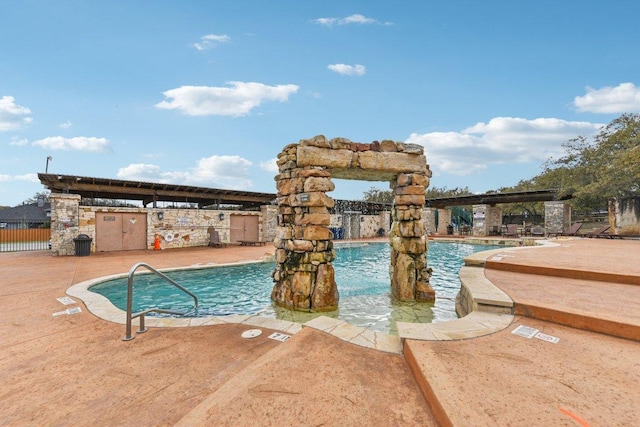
[2,1,640,206]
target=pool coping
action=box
[67,240,556,354]
[395,240,560,341]
[66,255,405,354]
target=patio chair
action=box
[503,224,519,237]
[585,224,624,239]
[549,223,582,238]
[489,225,501,236]
[531,226,545,237]
[581,224,610,238]
[208,229,227,248]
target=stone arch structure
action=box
[271,135,434,312]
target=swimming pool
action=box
[90,241,499,334]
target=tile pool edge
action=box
[68,241,548,352]
[66,257,406,353]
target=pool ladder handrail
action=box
[122,262,198,341]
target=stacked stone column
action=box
[271,135,433,312]
[271,143,338,311]
[390,173,435,302]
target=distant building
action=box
[0,201,51,229]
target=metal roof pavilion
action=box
[38,174,570,211]
[426,189,571,208]
[38,173,277,209]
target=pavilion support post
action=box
[545,201,571,236]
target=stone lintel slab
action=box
[297,146,354,169]
[357,150,427,175]
[330,168,397,181]
[297,145,427,180]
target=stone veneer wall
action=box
[261,205,278,243]
[49,191,262,255]
[544,201,571,235]
[439,209,452,235]
[81,208,258,249]
[360,215,381,238]
[472,205,502,237]
[327,213,391,238]
[50,193,82,256]
[271,135,433,312]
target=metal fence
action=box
[0,220,50,252]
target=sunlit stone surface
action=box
[272,135,434,312]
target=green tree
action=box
[22,191,51,205]
[362,185,473,203]
[362,187,394,203]
[425,186,473,198]
[493,181,547,217]
[541,113,640,211]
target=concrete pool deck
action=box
[1,238,639,425]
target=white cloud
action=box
[59,120,72,129]
[32,136,111,152]
[574,82,640,113]
[155,82,300,117]
[0,96,33,131]
[193,34,230,51]
[406,117,603,176]
[313,14,379,27]
[0,173,38,183]
[117,155,253,189]
[260,158,278,173]
[116,164,164,182]
[327,64,366,76]
[9,136,29,146]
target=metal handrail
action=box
[122,262,198,341]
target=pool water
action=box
[90,242,498,334]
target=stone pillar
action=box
[390,173,434,302]
[471,205,501,236]
[261,204,278,243]
[545,201,571,236]
[486,205,502,235]
[271,135,432,311]
[271,142,338,312]
[423,208,436,235]
[437,209,452,235]
[50,193,81,256]
[609,196,640,235]
[472,204,488,236]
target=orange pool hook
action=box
[154,235,161,250]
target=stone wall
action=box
[77,207,235,250]
[50,193,81,256]
[359,215,381,238]
[471,205,502,237]
[609,196,640,235]
[49,192,263,255]
[261,204,278,243]
[271,135,433,312]
[423,208,452,235]
[328,213,391,238]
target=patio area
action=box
[1,238,638,426]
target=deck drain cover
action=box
[241,329,262,339]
